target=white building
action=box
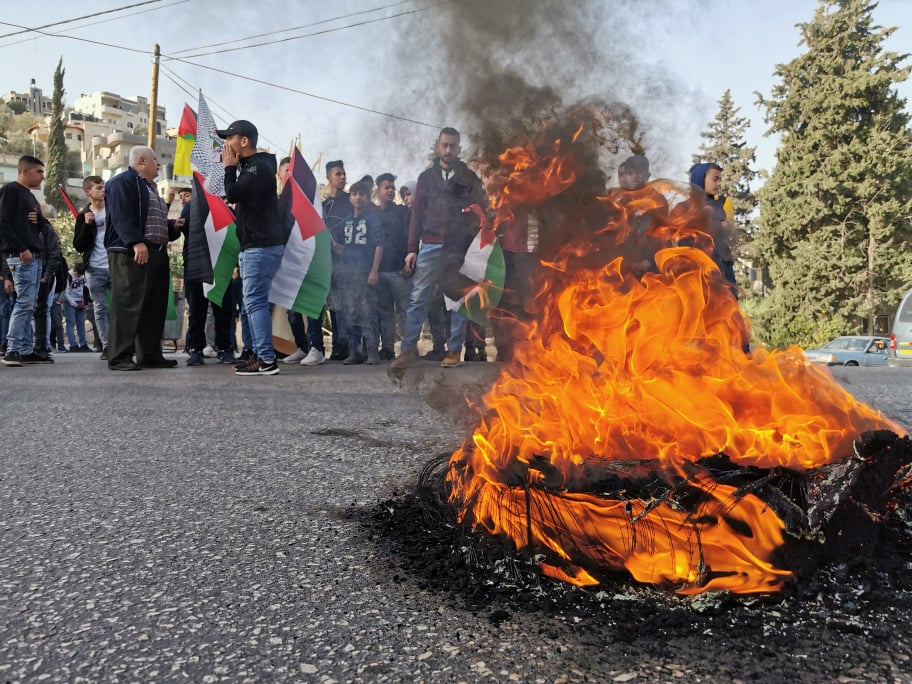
[1,79,52,116]
[73,91,167,138]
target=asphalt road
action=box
[1,354,910,683]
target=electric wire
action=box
[169,0,412,56]
[0,0,165,40]
[0,0,192,50]
[165,56,440,129]
[169,5,432,60]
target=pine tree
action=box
[692,89,759,238]
[44,58,69,215]
[755,0,912,347]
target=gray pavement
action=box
[1,353,910,682]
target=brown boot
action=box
[440,350,462,368]
[390,349,419,369]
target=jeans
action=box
[239,245,284,363]
[376,270,412,353]
[63,301,88,348]
[5,256,42,354]
[400,243,466,353]
[86,267,111,347]
[307,314,324,352]
[336,270,379,355]
[287,309,309,351]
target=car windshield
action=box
[823,337,868,351]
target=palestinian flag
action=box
[269,147,331,319]
[443,230,506,326]
[187,171,240,306]
[173,104,197,177]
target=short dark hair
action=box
[18,155,44,172]
[279,156,291,167]
[325,160,344,174]
[82,175,103,192]
[399,185,412,200]
[619,155,649,173]
[349,180,371,197]
[358,174,374,187]
[73,262,86,275]
[439,127,460,141]
[376,173,396,187]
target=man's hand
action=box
[221,144,238,168]
[367,270,379,286]
[404,252,417,272]
[85,211,95,224]
[165,187,175,205]
[27,209,38,224]
[3,279,12,294]
[133,243,149,265]
[20,249,33,264]
[174,218,185,230]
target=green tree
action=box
[755,0,912,347]
[45,58,69,215]
[0,101,44,157]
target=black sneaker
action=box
[100,347,109,361]
[239,349,255,362]
[217,349,236,364]
[342,352,365,365]
[2,351,23,366]
[234,354,258,370]
[236,359,279,376]
[186,350,205,366]
[22,352,54,364]
[328,344,350,361]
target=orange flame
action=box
[447,129,902,594]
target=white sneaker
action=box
[300,348,326,366]
[202,345,218,358]
[282,348,307,364]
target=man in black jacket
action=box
[104,146,182,371]
[0,155,48,366]
[217,120,285,376]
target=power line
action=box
[168,5,431,60]
[169,0,412,56]
[160,64,285,151]
[0,0,164,40]
[0,0,191,50]
[165,56,440,130]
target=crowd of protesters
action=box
[0,123,738,375]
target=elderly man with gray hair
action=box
[103,145,182,371]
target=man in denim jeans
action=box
[0,155,47,367]
[391,128,488,369]
[73,175,112,359]
[217,120,285,376]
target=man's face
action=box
[618,166,646,191]
[87,182,105,203]
[138,152,160,181]
[327,166,346,191]
[224,134,250,156]
[401,188,414,208]
[704,168,722,196]
[377,179,396,205]
[350,190,368,211]
[21,165,45,189]
[278,162,291,190]
[178,190,191,205]
[436,134,461,166]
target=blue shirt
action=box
[334,211,384,273]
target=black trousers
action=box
[108,247,170,366]
[34,279,50,352]
[184,278,233,353]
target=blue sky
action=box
[1,0,909,186]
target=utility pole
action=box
[147,43,160,150]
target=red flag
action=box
[58,184,79,218]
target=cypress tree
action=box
[44,58,69,215]
[755,0,912,347]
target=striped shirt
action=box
[144,182,169,245]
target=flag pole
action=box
[147,43,160,150]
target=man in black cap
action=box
[618,154,650,191]
[217,119,285,376]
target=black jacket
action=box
[223,152,284,251]
[0,181,44,254]
[73,204,100,267]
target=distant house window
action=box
[65,132,72,139]
[127,122,133,128]
[77,134,82,141]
